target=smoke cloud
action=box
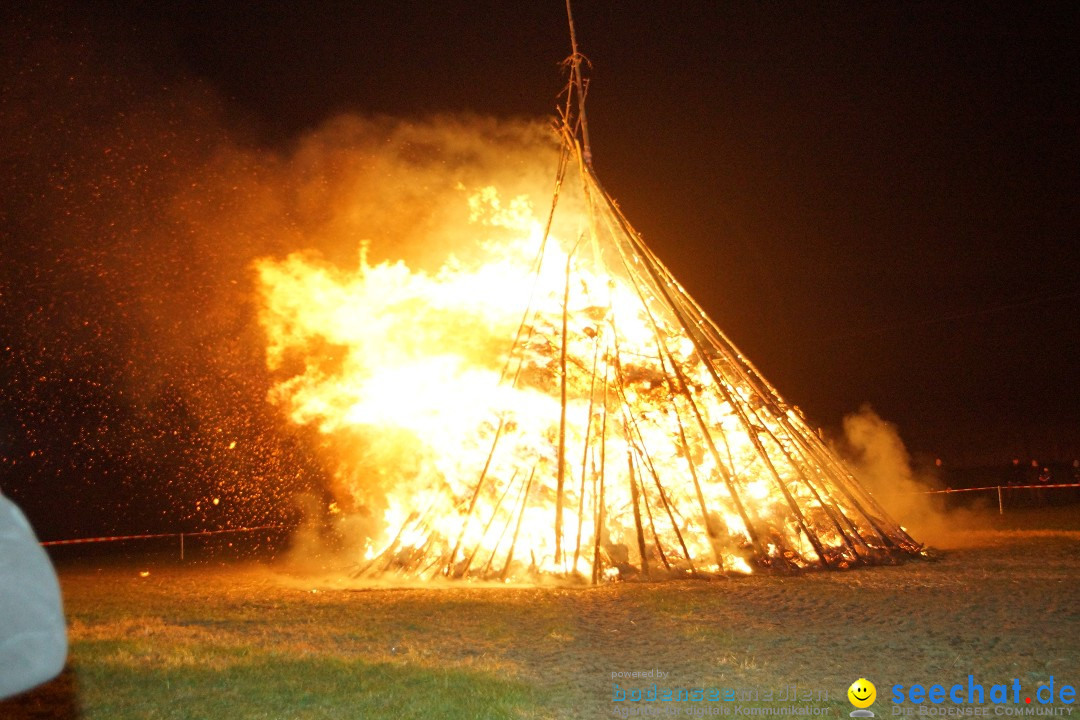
[836,405,981,547]
[0,8,568,542]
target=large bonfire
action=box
[255,45,923,583]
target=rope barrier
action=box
[36,483,1080,547]
[914,482,1080,515]
[40,524,288,548]
[919,482,1080,495]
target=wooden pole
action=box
[554,249,575,567]
[671,403,724,570]
[501,466,537,581]
[613,358,691,572]
[573,333,601,571]
[627,448,649,577]
[480,470,532,576]
[635,450,671,571]
[461,469,520,576]
[564,0,593,166]
[591,358,610,585]
[446,420,506,575]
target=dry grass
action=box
[4,509,1079,719]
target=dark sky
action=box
[2,1,1078,535]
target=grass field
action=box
[4,508,1079,719]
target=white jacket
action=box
[0,492,67,699]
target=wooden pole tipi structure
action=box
[352,3,924,582]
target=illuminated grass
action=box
[75,654,535,720]
[3,509,1079,720]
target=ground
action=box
[3,509,1079,719]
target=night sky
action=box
[2,1,1078,538]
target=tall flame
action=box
[256,151,920,583]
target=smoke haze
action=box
[1,7,570,541]
[836,405,980,547]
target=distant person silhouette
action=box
[0,490,67,699]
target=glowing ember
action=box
[256,139,921,583]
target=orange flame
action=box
[257,168,919,582]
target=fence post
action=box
[180,532,184,560]
[997,486,1004,515]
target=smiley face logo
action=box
[848,678,876,709]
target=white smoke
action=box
[837,405,975,547]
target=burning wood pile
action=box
[255,135,922,582]
[254,28,923,583]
